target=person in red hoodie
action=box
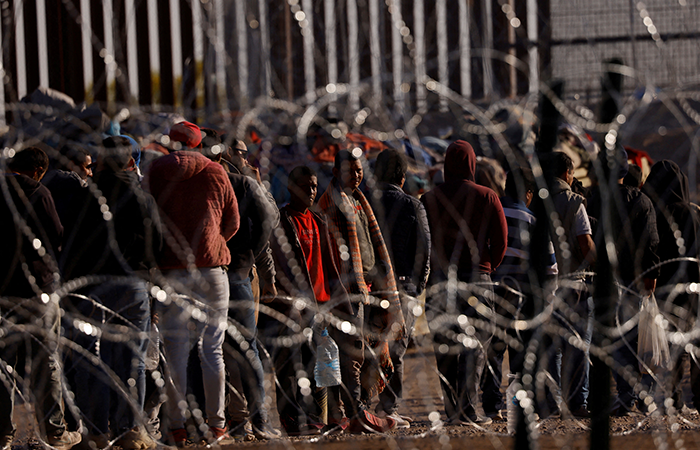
[421,140,508,426]
[145,121,240,446]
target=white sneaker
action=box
[387,413,411,429]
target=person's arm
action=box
[248,180,277,258]
[576,233,596,266]
[38,188,64,255]
[256,243,277,301]
[219,170,240,241]
[573,203,596,267]
[489,198,509,270]
[252,181,278,301]
[641,193,660,283]
[142,192,164,268]
[414,201,431,294]
[265,189,280,227]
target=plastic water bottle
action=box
[506,374,520,434]
[314,328,341,387]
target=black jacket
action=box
[42,169,86,235]
[0,174,63,297]
[612,184,660,285]
[643,160,700,291]
[60,169,162,279]
[225,172,277,280]
[371,183,431,295]
[271,206,353,321]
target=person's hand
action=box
[261,283,277,303]
[245,161,263,184]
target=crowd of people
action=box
[1,116,699,450]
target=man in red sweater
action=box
[145,121,240,446]
[421,140,508,426]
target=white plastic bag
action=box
[637,293,670,374]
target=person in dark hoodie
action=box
[60,136,162,450]
[421,140,508,426]
[199,129,280,440]
[42,145,93,235]
[642,160,700,412]
[221,137,278,307]
[145,121,240,446]
[0,147,81,450]
[267,166,357,435]
[598,148,659,417]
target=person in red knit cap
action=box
[145,121,240,446]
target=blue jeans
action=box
[552,282,592,411]
[612,288,652,409]
[377,291,416,415]
[71,280,150,435]
[158,267,229,429]
[224,275,268,425]
[428,273,493,421]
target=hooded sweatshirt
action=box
[0,174,63,297]
[61,169,163,279]
[145,151,239,269]
[421,140,508,280]
[642,160,700,291]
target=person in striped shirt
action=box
[481,166,558,420]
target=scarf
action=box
[318,179,407,398]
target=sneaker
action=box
[115,428,156,450]
[386,413,410,429]
[485,410,505,421]
[168,428,189,448]
[284,423,322,437]
[47,431,83,450]
[0,434,12,450]
[324,417,349,434]
[465,414,493,425]
[569,406,590,419]
[447,414,493,426]
[226,421,254,442]
[250,422,281,440]
[285,426,320,437]
[279,417,323,437]
[348,410,396,434]
[71,433,108,450]
[206,427,236,446]
[376,410,413,428]
[610,402,642,417]
[679,405,698,416]
[307,422,325,434]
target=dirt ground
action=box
[12,340,700,450]
[219,342,700,449]
[232,342,700,449]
